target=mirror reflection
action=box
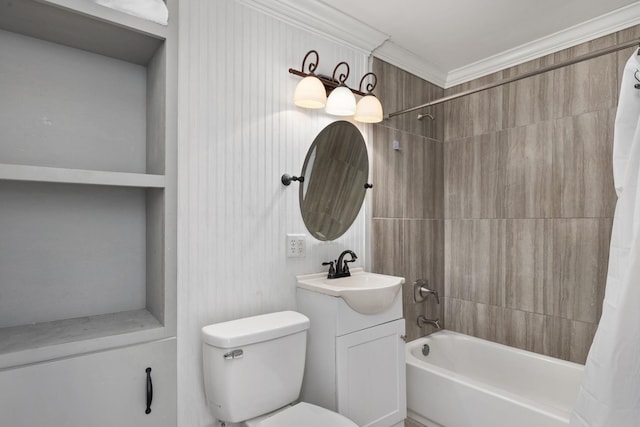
[300,121,369,241]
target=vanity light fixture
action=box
[293,50,327,108]
[289,50,383,123]
[324,62,357,116]
[325,85,357,116]
[354,73,383,123]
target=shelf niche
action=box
[0,0,176,368]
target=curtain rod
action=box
[386,38,640,119]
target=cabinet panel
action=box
[0,339,176,427]
[336,319,407,427]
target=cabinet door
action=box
[0,339,176,427]
[336,319,406,427]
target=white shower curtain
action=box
[570,50,640,426]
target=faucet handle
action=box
[413,279,440,304]
[421,288,440,305]
[322,261,336,277]
[342,257,356,273]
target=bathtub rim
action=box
[405,330,584,424]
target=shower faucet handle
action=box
[413,279,440,304]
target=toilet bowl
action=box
[201,311,357,426]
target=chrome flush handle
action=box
[223,349,244,360]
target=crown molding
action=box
[445,2,640,87]
[235,0,389,55]
[236,0,640,89]
[373,41,447,88]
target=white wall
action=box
[177,1,371,425]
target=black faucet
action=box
[323,250,358,279]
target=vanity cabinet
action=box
[0,339,176,427]
[0,0,177,423]
[297,286,407,427]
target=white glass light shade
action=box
[325,86,356,116]
[294,76,327,108]
[355,94,383,123]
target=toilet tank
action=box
[201,311,310,423]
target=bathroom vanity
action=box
[296,269,406,427]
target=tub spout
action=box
[417,315,441,329]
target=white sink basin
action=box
[296,268,405,314]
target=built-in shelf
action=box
[0,309,164,369]
[0,0,166,65]
[0,0,177,371]
[0,163,166,188]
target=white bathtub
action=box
[406,330,584,427]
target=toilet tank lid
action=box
[201,311,310,348]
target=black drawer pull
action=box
[145,367,153,414]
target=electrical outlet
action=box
[286,234,306,258]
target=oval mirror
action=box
[300,121,369,241]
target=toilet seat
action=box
[252,402,358,427]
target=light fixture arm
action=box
[358,72,378,94]
[300,50,319,75]
[331,61,350,86]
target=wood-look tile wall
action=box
[371,58,445,341]
[443,29,636,364]
[372,26,639,364]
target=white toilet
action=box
[201,310,358,427]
